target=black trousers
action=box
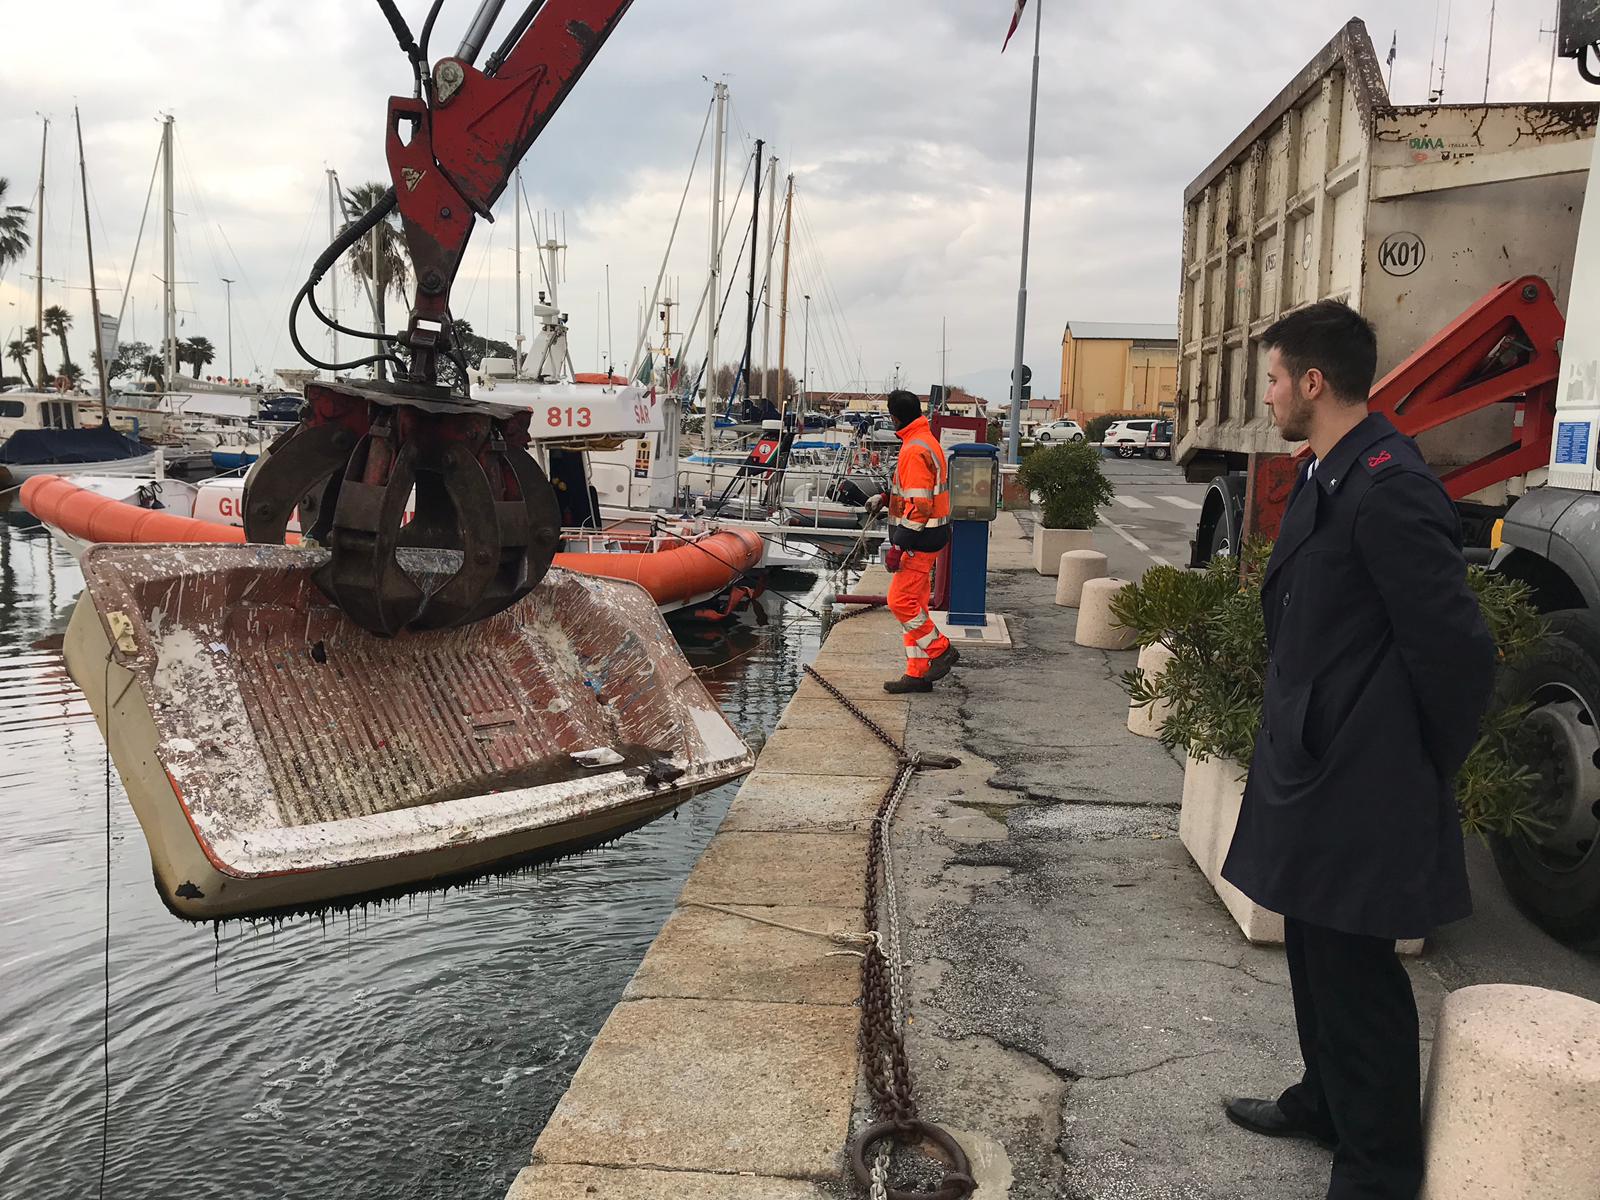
[1276,917,1423,1200]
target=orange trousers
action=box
[886,550,951,678]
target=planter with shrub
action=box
[1016,440,1114,575]
[1112,543,1547,945]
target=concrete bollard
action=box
[1075,577,1135,650]
[1421,984,1600,1198]
[1055,549,1108,608]
[1127,642,1175,737]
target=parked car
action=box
[1032,418,1085,443]
[1103,418,1159,458]
[1143,419,1174,461]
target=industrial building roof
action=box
[1063,321,1179,343]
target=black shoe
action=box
[1224,1097,1337,1150]
[924,645,960,682]
[883,675,933,694]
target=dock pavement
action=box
[509,506,1600,1199]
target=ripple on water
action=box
[0,517,836,1199]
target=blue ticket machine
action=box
[946,443,1000,626]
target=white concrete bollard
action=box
[1127,642,1175,737]
[1075,577,1135,650]
[1055,549,1108,608]
[1421,984,1600,1199]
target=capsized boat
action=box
[65,543,755,920]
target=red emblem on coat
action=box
[1367,451,1393,469]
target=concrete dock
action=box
[509,472,1600,1198]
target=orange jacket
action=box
[888,416,951,551]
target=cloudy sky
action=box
[0,1,1589,403]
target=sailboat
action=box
[1,112,156,487]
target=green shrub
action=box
[1111,542,1549,839]
[1086,411,1139,443]
[1015,440,1114,529]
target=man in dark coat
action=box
[1219,300,1497,1199]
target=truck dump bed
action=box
[1178,18,1596,499]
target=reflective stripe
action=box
[899,487,936,498]
[904,644,930,660]
[899,615,925,633]
[913,628,941,649]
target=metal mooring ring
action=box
[849,1120,977,1200]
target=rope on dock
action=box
[680,901,874,956]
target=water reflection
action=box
[0,516,846,1200]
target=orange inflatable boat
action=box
[22,474,765,614]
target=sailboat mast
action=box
[760,153,777,404]
[742,139,763,408]
[702,81,727,453]
[34,117,47,389]
[326,168,339,372]
[775,174,794,416]
[514,167,524,371]
[161,114,176,387]
[74,108,110,421]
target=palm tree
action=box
[0,178,29,277]
[6,340,34,388]
[21,326,43,385]
[58,361,84,389]
[341,182,410,380]
[184,336,216,378]
[42,305,72,375]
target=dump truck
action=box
[1177,14,1600,943]
[1177,19,1596,562]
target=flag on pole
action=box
[1003,0,1029,51]
[1387,31,1397,69]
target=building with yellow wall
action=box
[1058,322,1178,423]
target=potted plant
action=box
[1016,440,1114,575]
[1112,543,1547,945]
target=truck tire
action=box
[1151,444,1171,461]
[1489,608,1600,944]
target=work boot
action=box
[883,675,933,694]
[924,645,960,682]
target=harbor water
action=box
[0,513,836,1200]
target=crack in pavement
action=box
[1073,1049,1225,1082]
[1151,953,1290,990]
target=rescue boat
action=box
[20,474,766,616]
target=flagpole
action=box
[1006,0,1042,465]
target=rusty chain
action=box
[801,663,973,1200]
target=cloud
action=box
[0,1,1591,404]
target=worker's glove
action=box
[864,493,888,517]
[884,545,904,573]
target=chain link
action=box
[803,660,974,1199]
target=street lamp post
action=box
[220,276,235,382]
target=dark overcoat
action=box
[1220,413,1497,940]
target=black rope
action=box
[97,654,112,1199]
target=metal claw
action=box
[242,421,359,545]
[314,433,426,636]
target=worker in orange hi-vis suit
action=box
[865,390,960,694]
